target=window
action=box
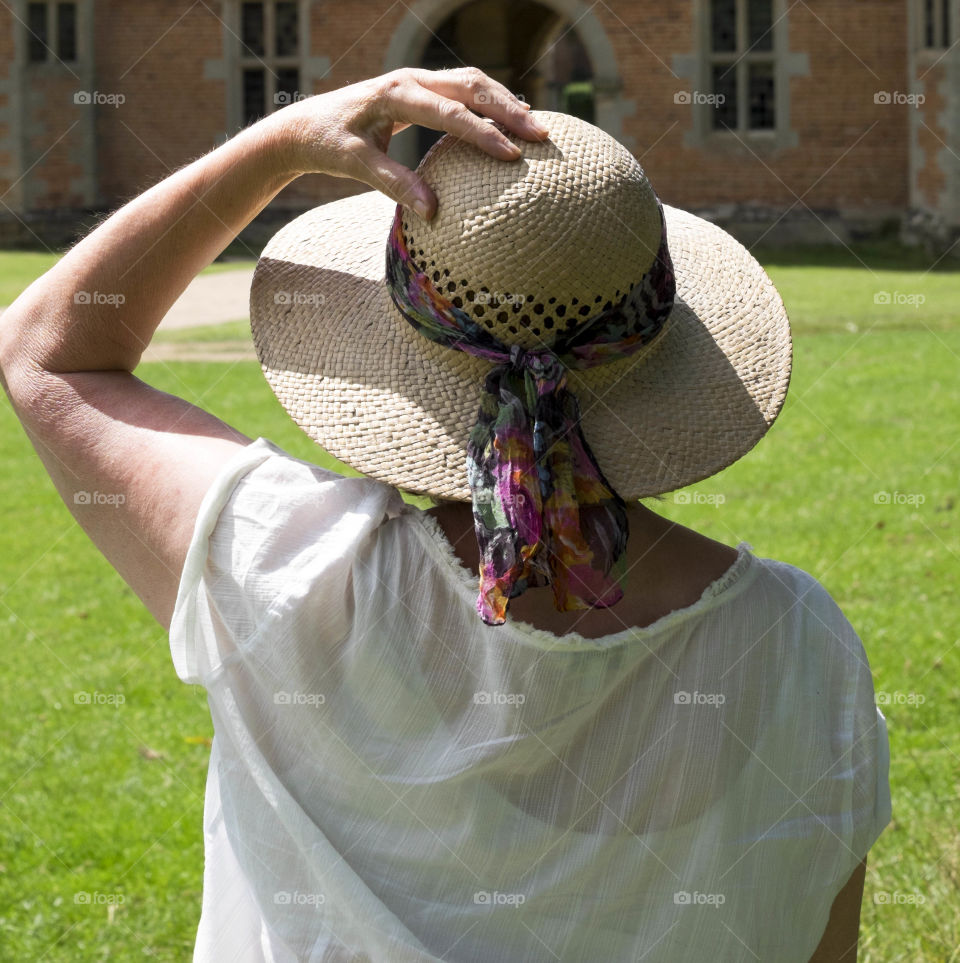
[239,1,301,127]
[26,1,77,63]
[708,0,776,132]
[920,0,951,49]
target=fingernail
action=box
[413,196,431,219]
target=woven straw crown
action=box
[399,114,665,352]
[249,109,792,502]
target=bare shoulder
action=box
[629,508,740,610]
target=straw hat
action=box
[249,110,791,502]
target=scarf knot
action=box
[508,344,565,388]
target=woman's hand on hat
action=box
[267,67,550,220]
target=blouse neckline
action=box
[407,508,761,650]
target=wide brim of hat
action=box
[249,189,791,502]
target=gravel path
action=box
[157,268,255,330]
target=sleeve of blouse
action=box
[794,567,893,866]
[167,437,409,687]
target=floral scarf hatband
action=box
[386,203,676,626]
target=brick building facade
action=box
[0,0,957,253]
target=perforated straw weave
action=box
[249,110,792,501]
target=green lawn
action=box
[0,247,958,960]
[0,251,257,307]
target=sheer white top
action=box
[170,438,891,962]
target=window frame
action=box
[25,0,79,66]
[236,0,302,127]
[703,0,780,138]
[918,0,952,50]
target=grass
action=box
[0,246,958,960]
[0,251,256,307]
[151,319,252,344]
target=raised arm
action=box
[0,67,547,630]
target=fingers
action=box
[408,66,548,142]
[343,67,552,220]
[341,143,437,219]
[382,67,549,160]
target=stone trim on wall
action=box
[204,0,330,136]
[4,0,96,216]
[908,0,960,241]
[382,0,632,169]
[672,0,809,152]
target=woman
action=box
[0,67,890,961]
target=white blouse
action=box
[170,438,891,962]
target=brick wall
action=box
[268,0,912,221]
[0,0,939,241]
[616,0,909,215]
[94,0,228,205]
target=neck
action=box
[426,499,740,636]
[427,500,676,571]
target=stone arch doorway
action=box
[384,0,628,170]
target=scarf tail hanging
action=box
[386,202,674,626]
[466,358,628,626]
